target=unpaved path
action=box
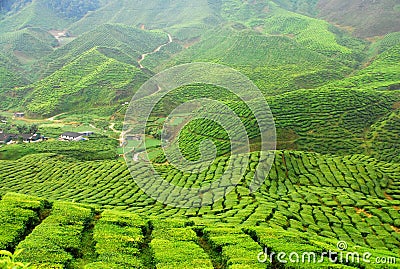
[138,33,173,68]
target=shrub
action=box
[0,249,32,269]
[90,210,146,268]
[0,193,49,250]
[16,202,94,267]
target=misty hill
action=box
[317,0,400,38]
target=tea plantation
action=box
[0,150,399,268]
[0,0,399,268]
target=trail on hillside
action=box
[138,33,173,69]
[46,113,67,121]
[109,122,120,133]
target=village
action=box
[0,113,94,146]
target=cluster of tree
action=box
[0,0,31,13]
[46,0,100,19]
[1,123,38,134]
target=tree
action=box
[47,0,100,19]
[29,124,38,134]
[16,124,29,134]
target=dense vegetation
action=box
[0,0,31,13]
[47,0,100,19]
[0,150,399,267]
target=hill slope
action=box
[0,151,399,262]
[20,48,147,116]
[68,0,218,38]
[33,24,168,78]
[156,26,352,95]
[317,0,400,38]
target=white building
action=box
[60,132,85,141]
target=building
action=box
[0,133,16,144]
[79,131,94,137]
[0,133,43,144]
[20,133,43,143]
[126,135,142,141]
[60,132,85,141]
[14,112,25,118]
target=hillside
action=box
[317,0,400,38]
[329,43,400,91]
[0,53,28,90]
[0,0,72,33]
[67,0,218,38]
[34,24,169,78]
[134,84,400,163]
[0,151,399,267]
[0,28,57,65]
[19,48,147,116]
[153,26,353,95]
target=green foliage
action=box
[150,221,213,269]
[0,1,399,268]
[157,86,399,160]
[0,53,28,95]
[367,109,400,163]
[46,0,100,19]
[0,193,48,251]
[0,136,118,161]
[164,25,351,95]
[0,249,31,269]
[332,44,400,91]
[369,32,400,56]
[86,210,145,268]
[22,48,145,116]
[203,227,266,268]
[36,24,168,77]
[16,202,94,268]
[0,0,71,33]
[0,28,57,65]
[68,0,217,37]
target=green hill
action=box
[19,48,147,116]
[34,24,169,78]
[156,26,351,95]
[330,43,400,91]
[68,0,218,38]
[369,32,400,56]
[218,0,366,65]
[0,53,27,89]
[140,85,400,163]
[366,109,400,163]
[0,27,57,65]
[271,88,400,157]
[0,2,399,268]
[0,0,72,33]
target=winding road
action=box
[138,33,173,69]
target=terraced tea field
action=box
[145,86,400,162]
[0,150,399,267]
